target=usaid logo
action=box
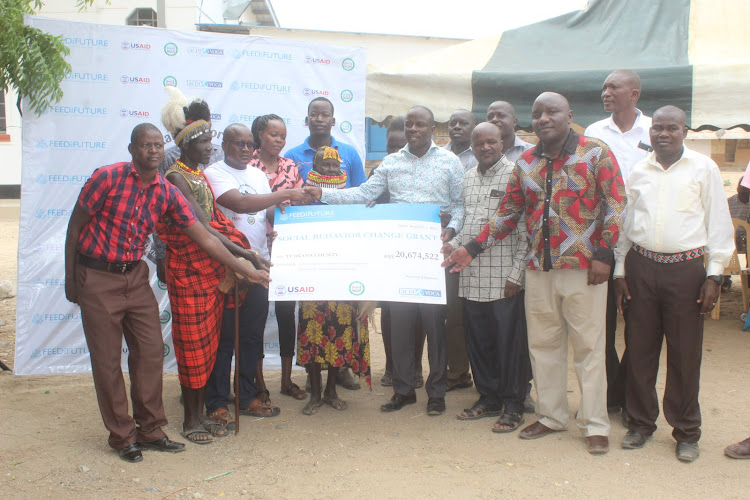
[186,80,223,89]
[159,310,172,324]
[121,42,151,51]
[274,285,286,297]
[46,105,108,118]
[61,37,109,48]
[163,42,178,56]
[121,75,151,85]
[187,47,224,56]
[230,81,292,94]
[64,72,108,83]
[340,90,354,102]
[285,285,315,294]
[342,58,355,71]
[120,109,151,118]
[163,76,177,87]
[305,56,331,65]
[303,88,329,97]
[349,281,365,296]
[340,121,353,134]
[231,49,293,61]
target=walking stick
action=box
[234,283,240,435]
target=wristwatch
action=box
[707,275,722,284]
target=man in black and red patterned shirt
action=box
[64,123,269,463]
[446,92,626,454]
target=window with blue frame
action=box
[365,118,387,161]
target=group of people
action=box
[65,68,745,464]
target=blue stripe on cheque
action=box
[274,203,440,225]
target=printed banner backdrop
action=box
[15,16,366,375]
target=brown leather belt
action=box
[78,254,139,274]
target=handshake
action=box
[277,187,324,209]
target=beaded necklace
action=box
[175,158,203,177]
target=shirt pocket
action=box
[675,182,700,212]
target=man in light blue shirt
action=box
[306,106,465,417]
[285,97,366,188]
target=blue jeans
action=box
[205,285,268,412]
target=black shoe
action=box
[137,437,185,453]
[676,441,700,462]
[621,430,649,449]
[380,393,417,412]
[119,444,143,463]
[427,397,446,416]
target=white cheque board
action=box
[269,204,446,304]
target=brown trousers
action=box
[624,249,705,443]
[77,260,168,450]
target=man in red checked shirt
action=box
[64,123,270,463]
[445,92,626,455]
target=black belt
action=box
[78,254,139,274]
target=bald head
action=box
[602,70,642,114]
[486,101,518,145]
[650,105,687,164]
[222,122,255,169]
[448,109,476,149]
[531,92,573,147]
[404,106,436,156]
[471,122,504,170]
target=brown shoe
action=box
[725,437,750,459]
[519,421,559,440]
[586,435,610,454]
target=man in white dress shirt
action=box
[585,70,652,415]
[614,106,734,462]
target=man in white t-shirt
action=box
[584,70,652,418]
[203,123,309,420]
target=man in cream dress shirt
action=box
[614,106,734,462]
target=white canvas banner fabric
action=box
[15,16,366,375]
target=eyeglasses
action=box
[233,140,254,150]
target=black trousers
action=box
[624,249,705,443]
[275,300,296,358]
[462,294,530,414]
[390,302,447,398]
[205,285,268,411]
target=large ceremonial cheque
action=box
[270,204,447,304]
[15,16,366,375]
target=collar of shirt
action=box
[645,145,697,171]
[403,141,441,159]
[302,135,340,152]
[530,129,579,158]
[510,135,532,150]
[444,141,473,157]
[480,157,507,176]
[604,108,648,134]
[125,162,161,189]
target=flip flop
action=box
[207,408,236,431]
[281,383,308,400]
[492,412,525,433]
[457,403,503,421]
[302,400,323,416]
[322,396,348,411]
[201,419,229,438]
[181,427,214,444]
[239,399,281,417]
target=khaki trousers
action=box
[525,269,609,436]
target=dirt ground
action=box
[2,215,750,499]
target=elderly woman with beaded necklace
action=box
[158,87,270,445]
